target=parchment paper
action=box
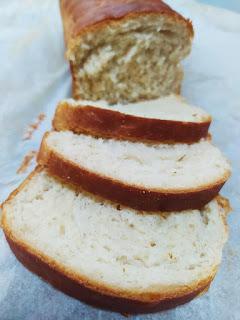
[0,1,239,319]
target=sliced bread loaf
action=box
[60,0,193,103]
[2,168,230,314]
[38,131,231,211]
[53,95,211,143]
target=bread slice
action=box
[2,168,230,314]
[60,0,193,103]
[38,131,231,212]
[53,95,211,143]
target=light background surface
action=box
[0,1,240,319]
[199,0,240,12]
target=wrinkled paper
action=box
[0,0,240,319]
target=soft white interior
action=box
[46,131,230,190]
[4,171,227,291]
[63,94,211,123]
[70,15,192,103]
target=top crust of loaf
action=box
[53,96,211,143]
[60,0,194,55]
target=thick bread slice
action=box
[2,168,230,314]
[38,131,231,212]
[53,95,211,143]
[60,0,193,103]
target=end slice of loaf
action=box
[38,131,231,212]
[60,0,193,103]
[53,95,211,143]
[2,168,230,314]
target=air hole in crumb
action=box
[200,211,209,225]
[129,223,134,228]
[168,252,177,261]
[116,204,121,211]
[200,253,205,257]
[177,155,186,162]
[161,213,168,220]
[150,241,156,247]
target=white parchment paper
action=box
[0,1,239,319]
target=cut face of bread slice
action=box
[60,0,193,103]
[53,95,211,143]
[38,131,231,212]
[2,169,229,314]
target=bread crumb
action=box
[23,113,46,140]
[17,151,37,174]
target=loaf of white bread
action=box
[1,168,230,314]
[1,0,232,315]
[60,0,193,103]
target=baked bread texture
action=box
[2,168,230,314]
[53,95,211,143]
[60,0,194,103]
[38,131,231,212]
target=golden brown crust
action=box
[60,0,194,51]
[4,235,215,314]
[37,133,230,212]
[53,101,211,144]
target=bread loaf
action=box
[60,0,193,103]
